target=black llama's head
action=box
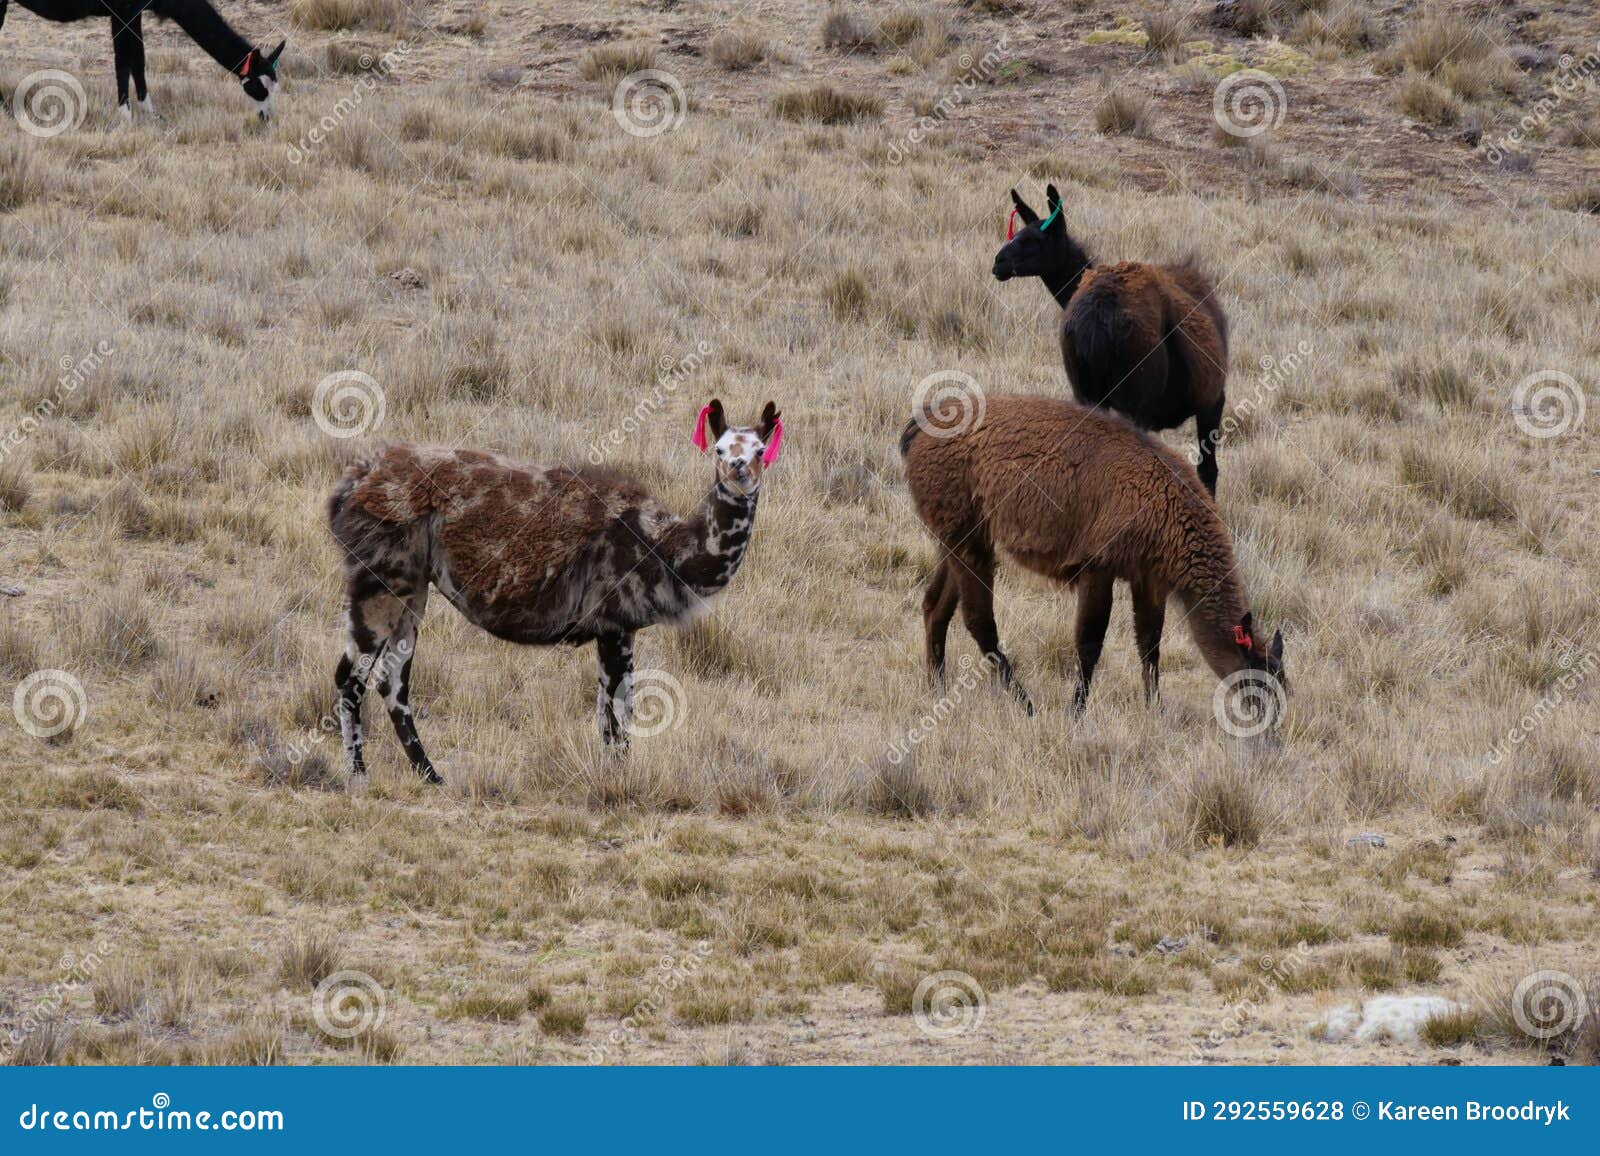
[992,184,1091,285]
[239,41,286,120]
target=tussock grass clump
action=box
[537,1003,587,1037]
[277,934,340,989]
[290,0,410,33]
[1398,439,1517,522]
[1420,1006,1481,1047]
[861,756,936,819]
[578,43,656,85]
[1093,88,1151,136]
[771,85,884,124]
[1398,75,1460,126]
[1390,13,1500,75]
[822,7,877,53]
[1389,909,1464,949]
[710,30,772,71]
[0,138,44,213]
[1179,763,1268,849]
[1555,184,1600,215]
[1141,11,1189,64]
[0,454,31,511]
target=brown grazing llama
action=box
[327,399,782,782]
[901,395,1284,718]
[993,184,1230,495]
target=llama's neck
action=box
[1173,540,1250,680]
[665,481,759,601]
[156,0,255,74]
[1042,242,1094,309]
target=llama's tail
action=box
[326,455,377,529]
[898,416,924,459]
[1064,274,1134,385]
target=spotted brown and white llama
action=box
[326,399,783,783]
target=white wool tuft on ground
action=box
[1316,996,1464,1044]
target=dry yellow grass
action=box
[0,0,1597,1066]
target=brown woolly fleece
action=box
[902,395,1280,709]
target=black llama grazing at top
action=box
[994,184,1231,495]
[0,1,283,121]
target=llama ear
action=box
[1046,183,1062,209]
[706,398,727,442]
[267,40,286,67]
[757,402,780,440]
[1269,629,1284,663]
[692,399,726,452]
[1234,611,1255,652]
[1009,188,1038,224]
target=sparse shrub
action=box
[771,85,884,124]
[1093,88,1151,136]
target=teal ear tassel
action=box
[1039,203,1063,231]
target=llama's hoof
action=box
[420,768,444,785]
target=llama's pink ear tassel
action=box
[691,405,712,452]
[1006,208,1018,240]
[762,419,783,466]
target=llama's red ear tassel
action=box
[1233,625,1253,649]
[762,419,783,466]
[691,405,712,452]
[1006,208,1018,240]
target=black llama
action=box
[994,184,1231,495]
[1,1,283,121]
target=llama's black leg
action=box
[954,554,1033,715]
[1195,397,1224,497]
[376,590,440,783]
[923,558,960,688]
[1131,579,1166,706]
[595,632,635,747]
[127,13,153,114]
[0,1,8,117]
[1072,571,1115,713]
[112,19,135,118]
[334,650,371,777]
